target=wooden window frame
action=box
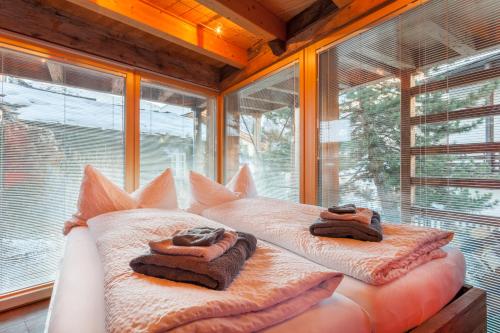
[0,30,218,310]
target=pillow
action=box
[187,171,240,214]
[187,164,258,214]
[63,165,177,235]
[131,168,178,209]
[226,164,258,198]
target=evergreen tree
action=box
[339,78,499,219]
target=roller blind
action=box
[317,0,499,330]
[0,47,125,294]
[139,81,216,207]
[224,63,300,202]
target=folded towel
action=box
[172,227,225,246]
[328,204,356,214]
[310,211,383,242]
[320,207,373,225]
[130,232,257,290]
[148,231,238,262]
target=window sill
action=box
[0,282,53,313]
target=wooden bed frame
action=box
[409,284,487,333]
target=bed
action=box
[200,196,478,333]
[45,213,371,333]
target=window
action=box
[317,0,499,330]
[0,47,125,294]
[224,64,300,201]
[139,81,216,207]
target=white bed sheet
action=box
[46,227,370,333]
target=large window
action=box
[224,64,300,201]
[0,48,125,294]
[140,81,216,207]
[317,0,499,330]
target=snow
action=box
[1,79,195,138]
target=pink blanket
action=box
[202,197,454,285]
[87,209,343,332]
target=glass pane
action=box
[0,47,125,294]
[224,64,300,202]
[318,47,402,222]
[317,0,500,329]
[414,186,500,217]
[414,79,500,116]
[414,153,500,179]
[412,116,500,146]
[139,81,216,207]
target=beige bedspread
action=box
[87,208,343,333]
[202,197,454,285]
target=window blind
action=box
[139,81,216,207]
[317,0,499,330]
[224,64,300,202]
[0,47,125,294]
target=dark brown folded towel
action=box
[172,227,225,246]
[328,204,357,214]
[310,211,383,242]
[130,232,257,290]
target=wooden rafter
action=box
[356,47,415,69]
[65,0,247,68]
[221,0,427,90]
[46,62,64,83]
[330,0,352,9]
[196,0,286,41]
[339,56,392,76]
[420,21,475,56]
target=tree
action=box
[339,77,499,220]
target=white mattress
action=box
[337,247,465,333]
[46,227,371,333]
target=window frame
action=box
[0,31,218,310]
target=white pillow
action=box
[132,168,178,209]
[63,166,177,235]
[187,164,257,214]
[226,164,258,198]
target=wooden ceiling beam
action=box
[65,0,247,68]
[420,21,475,56]
[0,0,220,89]
[46,61,64,84]
[196,0,286,41]
[221,0,427,90]
[330,0,353,9]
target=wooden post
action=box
[400,70,413,223]
[319,49,340,207]
[224,94,241,183]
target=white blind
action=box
[0,47,125,294]
[317,0,499,330]
[139,81,216,207]
[224,64,300,202]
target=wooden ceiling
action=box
[1,0,493,93]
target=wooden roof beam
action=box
[46,61,64,84]
[331,0,353,9]
[196,0,286,41]
[356,47,415,69]
[421,21,475,56]
[221,0,428,90]
[65,0,247,68]
[339,56,392,77]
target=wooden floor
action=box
[0,300,49,333]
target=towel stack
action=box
[130,227,257,290]
[309,204,383,242]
